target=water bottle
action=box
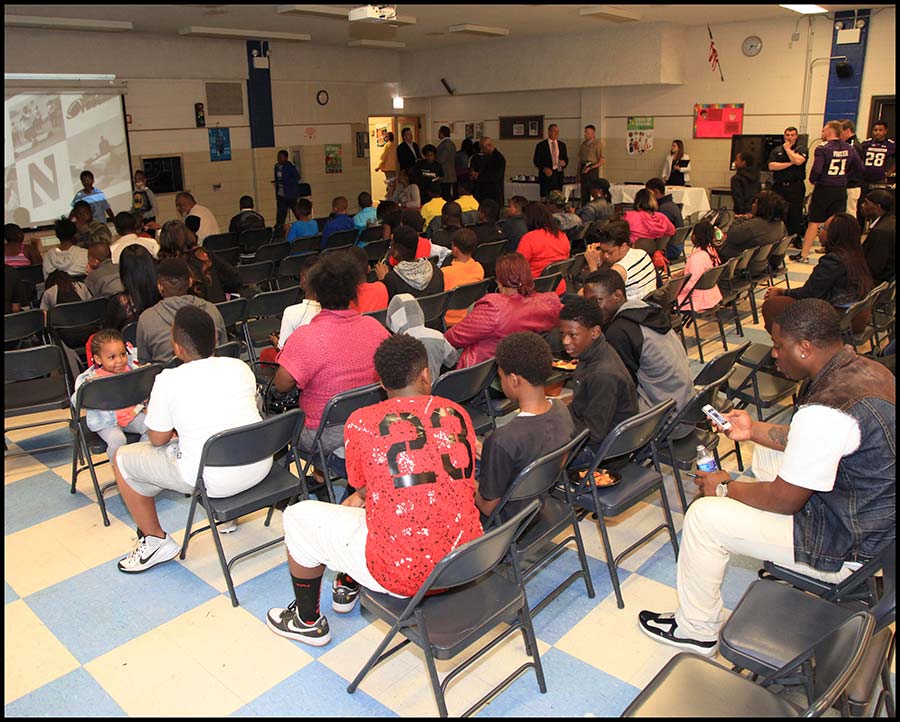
[696,445,718,473]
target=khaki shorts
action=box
[115,441,195,497]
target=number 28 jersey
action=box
[345,395,483,597]
[859,138,896,183]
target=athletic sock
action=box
[291,574,323,623]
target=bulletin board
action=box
[693,103,744,138]
[500,115,543,140]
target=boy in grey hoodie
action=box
[375,225,444,300]
[387,294,459,384]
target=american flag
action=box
[708,25,724,81]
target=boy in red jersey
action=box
[266,334,483,646]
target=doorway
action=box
[367,115,422,203]
[867,95,895,137]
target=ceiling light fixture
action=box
[778,5,828,14]
[347,39,406,48]
[179,26,311,41]
[447,24,509,37]
[578,6,641,22]
[276,5,348,19]
[4,15,133,32]
[392,96,404,109]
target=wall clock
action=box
[316,90,329,106]
[742,35,763,57]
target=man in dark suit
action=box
[533,123,568,199]
[474,137,506,206]
[860,189,895,283]
[397,126,421,173]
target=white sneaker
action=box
[218,519,238,534]
[117,533,180,573]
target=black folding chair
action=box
[253,241,291,265]
[179,408,306,606]
[431,358,498,434]
[717,246,756,323]
[241,286,301,370]
[484,429,595,616]
[347,501,546,718]
[767,234,796,288]
[871,279,896,351]
[533,273,562,294]
[443,278,492,327]
[214,296,248,348]
[666,225,693,263]
[745,241,778,321]
[322,228,357,251]
[362,238,389,265]
[623,612,875,718]
[290,235,322,255]
[839,282,887,353]
[314,216,329,233]
[416,290,451,331]
[11,264,44,306]
[540,257,578,280]
[209,246,240,266]
[727,344,801,422]
[357,224,385,245]
[70,363,165,526]
[473,239,507,279]
[561,400,678,609]
[295,384,388,503]
[643,273,691,348]
[720,540,894,710]
[362,307,389,330]
[713,255,744,337]
[237,261,275,295]
[679,263,730,363]
[46,297,108,368]
[5,344,76,458]
[214,340,242,358]
[5,309,47,348]
[121,321,138,348]
[203,232,238,252]
[237,227,273,255]
[277,252,319,289]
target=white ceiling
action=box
[4,4,889,50]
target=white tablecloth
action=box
[504,181,581,203]
[610,184,711,219]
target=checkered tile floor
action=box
[6,256,890,716]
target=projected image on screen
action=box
[4,92,132,228]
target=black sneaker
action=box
[266,601,331,646]
[332,572,361,613]
[788,253,809,264]
[638,610,717,656]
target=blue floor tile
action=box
[104,488,194,534]
[478,647,639,717]
[5,469,91,535]
[6,582,19,604]
[5,667,125,717]
[233,660,395,717]
[526,549,622,645]
[14,427,76,469]
[236,564,373,659]
[25,559,219,664]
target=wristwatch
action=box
[716,480,730,498]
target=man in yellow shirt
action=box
[440,228,485,326]
[420,184,447,231]
[455,179,480,219]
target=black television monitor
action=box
[729,133,809,172]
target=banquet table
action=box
[504,180,581,204]
[610,184,711,219]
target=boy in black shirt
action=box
[560,296,638,467]
[475,332,575,523]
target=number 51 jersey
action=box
[344,394,484,597]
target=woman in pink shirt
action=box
[677,220,723,311]
[517,202,570,294]
[445,252,562,368]
[623,188,675,245]
[274,251,390,454]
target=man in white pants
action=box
[638,299,895,655]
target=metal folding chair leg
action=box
[596,514,625,609]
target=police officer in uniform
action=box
[767,126,808,244]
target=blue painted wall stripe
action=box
[822,9,870,128]
[246,40,275,149]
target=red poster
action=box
[693,103,744,138]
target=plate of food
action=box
[577,468,621,487]
[552,358,578,372]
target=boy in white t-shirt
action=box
[113,305,272,574]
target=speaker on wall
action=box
[440,77,456,95]
[835,62,853,78]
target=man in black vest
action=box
[767,126,808,242]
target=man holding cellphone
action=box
[638,299,895,656]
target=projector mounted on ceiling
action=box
[349,5,397,23]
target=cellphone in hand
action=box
[701,404,731,431]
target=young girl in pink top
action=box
[677,220,723,311]
[622,188,675,245]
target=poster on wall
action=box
[355,131,369,158]
[208,127,231,162]
[375,126,389,147]
[324,144,343,174]
[474,121,484,139]
[626,116,654,156]
[464,122,474,139]
[693,103,744,138]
